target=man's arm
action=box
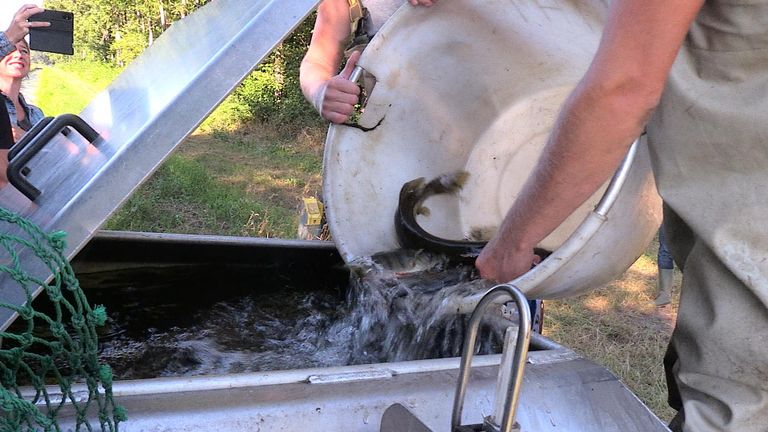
[476,0,705,283]
[300,0,362,123]
[300,0,438,123]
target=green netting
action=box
[0,207,125,431]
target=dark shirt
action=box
[0,33,13,148]
[0,99,11,150]
[1,92,45,132]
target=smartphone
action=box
[28,10,74,55]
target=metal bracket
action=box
[379,284,531,432]
[452,284,531,432]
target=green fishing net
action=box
[0,207,125,431]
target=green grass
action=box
[35,62,322,238]
[35,61,121,116]
[103,119,326,238]
[543,254,680,422]
[103,127,318,238]
[104,154,296,237]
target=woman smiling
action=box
[1,38,44,141]
[0,3,48,185]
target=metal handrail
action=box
[7,113,101,201]
[593,137,640,217]
[451,284,531,432]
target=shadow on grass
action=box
[105,120,328,238]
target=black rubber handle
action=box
[7,116,54,160]
[7,114,101,201]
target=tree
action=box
[45,0,211,64]
[44,0,315,123]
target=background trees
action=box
[43,0,316,123]
[45,0,211,64]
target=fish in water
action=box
[394,171,551,264]
[345,248,505,363]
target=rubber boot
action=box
[654,268,674,306]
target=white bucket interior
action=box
[323,0,661,298]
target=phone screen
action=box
[28,10,74,55]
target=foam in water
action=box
[94,250,510,379]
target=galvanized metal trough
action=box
[36,231,667,432]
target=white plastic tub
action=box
[322,0,662,300]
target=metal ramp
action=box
[0,0,319,330]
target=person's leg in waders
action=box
[655,223,675,306]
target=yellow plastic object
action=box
[302,197,324,226]
[298,197,325,240]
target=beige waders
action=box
[646,1,768,430]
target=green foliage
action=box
[42,0,320,126]
[235,66,282,122]
[232,16,320,125]
[45,0,211,64]
[110,30,147,66]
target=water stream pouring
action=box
[380,284,531,432]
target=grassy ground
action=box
[34,62,679,423]
[35,60,121,115]
[544,245,680,422]
[104,121,326,237]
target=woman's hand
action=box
[5,4,50,44]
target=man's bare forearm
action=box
[503,75,656,248]
[476,0,705,283]
[299,0,349,103]
[480,75,656,280]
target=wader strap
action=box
[345,0,373,108]
[348,0,371,51]
[348,0,365,35]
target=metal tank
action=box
[41,231,668,432]
[322,0,662,302]
[3,0,669,430]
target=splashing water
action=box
[340,249,503,364]
[79,250,511,379]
